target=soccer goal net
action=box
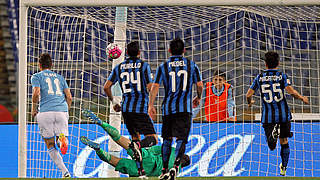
[19,1,320,178]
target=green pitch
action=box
[4,177,320,180]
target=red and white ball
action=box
[106,43,122,60]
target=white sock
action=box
[48,147,69,175]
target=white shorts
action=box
[36,112,69,139]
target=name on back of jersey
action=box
[43,72,57,77]
[259,74,282,82]
[169,60,186,67]
[120,62,141,69]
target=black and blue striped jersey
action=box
[250,69,292,124]
[154,55,202,116]
[108,57,152,114]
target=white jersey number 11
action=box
[46,78,62,96]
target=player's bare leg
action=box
[43,137,70,178]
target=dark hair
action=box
[170,38,184,55]
[181,154,190,168]
[213,70,226,80]
[264,51,279,69]
[39,53,52,69]
[127,41,139,57]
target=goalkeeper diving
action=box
[80,109,190,177]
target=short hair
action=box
[181,154,190,168]
[39,53,52,69]
[170,38,184,55]
[213,70,226,80]
[264,51,279,69]
[127,41,139,57]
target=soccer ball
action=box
[106,43,122,60]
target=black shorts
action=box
[122,112,156,136]
[162,112,192,143]
[263,121,292,150]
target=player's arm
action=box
[227,87,236,121]
[147,83,153,92]
[31,87,40,118]
[64,88,72,110]
[193,81,203,108]
[196,81,203,99]
[104,80,121,112]
[104,66,118,103]
[285,86,309,104]
[247,76,259,107]
[31,75,40,118]
[282,73,309,104]
[104,80,114,102]
[193,64,203,107]
[144,63,153,92]
[148,66,162,120]
[246,88,255,107]
[104,68,121,112]
[148,83,160,120]
[149,83,159,106]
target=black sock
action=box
[174,139,186,167]
[162,139,172,169]
[280,143,290,167]
[140,136,157,148]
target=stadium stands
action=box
[0,0,17,121]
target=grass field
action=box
[3,177,320,180]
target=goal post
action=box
[19,0,320,178]
[106,6,128,177]
[18,2,28,178]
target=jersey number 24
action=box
[120,72,141,93]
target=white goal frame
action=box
[18,0,320,177]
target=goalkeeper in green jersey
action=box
[80,109,190,177]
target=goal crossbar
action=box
[20,0,320,6]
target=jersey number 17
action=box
[169,70,188,92]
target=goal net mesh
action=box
[25,6,320,177]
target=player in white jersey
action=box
[31,53,72,178]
